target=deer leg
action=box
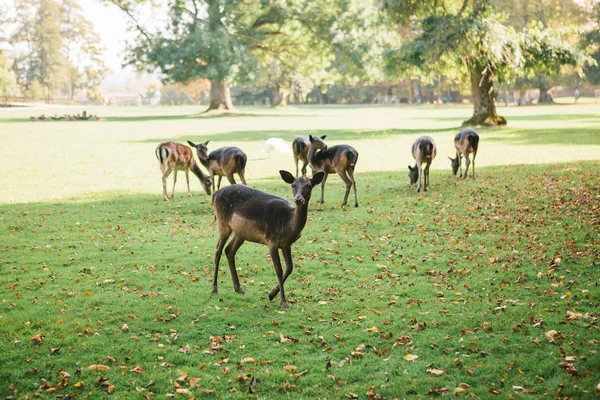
[337,169,353,207]
[416,162,422,193]
[269,247,293,301]
[218,175,225,189]
[346,166,358,207]
[213,228,232,294]
[301,161,308,177]
[224,234,245,294]
[295,157,299,177]
[458,152,463,179]
[472,152,477,179]
[210,171,216,193]
[269,246,289,308]
[171,170,178,198]
[424,162,431,191]
[462,155,471,180]
[238,169,247,185]
[319,173,328,204]
[185,169,192,197]
[161,167,173,201]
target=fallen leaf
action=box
[129,366,143,374]
[427,368,445,376]
[284,365,297,371]
[545,330,558,342]
[241,357,255,364]
[73,381,85,388]
[88,365,111,371]
[403,354,418,362]
[31,333,44,344]
[366,326,379,333]
[121,323,129,332]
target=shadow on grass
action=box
[131,127,455,144]
[486,127,600,146]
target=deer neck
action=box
[307,145,318,165]
[190,162,206,180]
[290,201,309,236]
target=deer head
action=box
[187,140,210,161]
[308,135,328,151]
[449,155,462,176]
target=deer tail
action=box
[235,153,247,170]
[469,133,479,153]
[156,145,168,165]
[346,150,358,167]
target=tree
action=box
[61,0,109,102]
[383,0,590,126]
[106,0,274,111]
[12,0,66,101]
[0,51,18,97]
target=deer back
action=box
[209,147,247,175]
[311,145,358,173]
[213,185,299,246]
[292,137,310,162]
[412,136,437,164]
[157,142,195,170]
[455,129,479,155]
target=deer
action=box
[155,141,212,201]
[187,141,247,193]
[211,170,325,308]
[292,136,310,177]
[307,135,359,207]
[408,136,437,193]
[449,129,479,179]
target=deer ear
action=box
[187,141,196,147]
[279,170,295,184]
[320,135,327,140]
[204,140,210,146]
[311,171,325,186]
[448,156,453,161]
[309,135,314,142]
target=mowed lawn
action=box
[0,104,599,399]
[0,104,599,203]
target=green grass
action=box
[0,104,599,398]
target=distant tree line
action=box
[1,0,600,126]
[0,0,108,103]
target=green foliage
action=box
[0,51,17,96]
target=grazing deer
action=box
[187,141,247,193]
[292,136,310,177]
[155,141,212,201]
[408,136,437,193]
[212,170,325,308]
[308,135,359,207]
[449,129,479,179]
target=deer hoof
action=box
[235,286,245,295]
[280,300,290,308]
[211,285,218,294]
[354,203,358,208]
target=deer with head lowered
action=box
[187,141,247,193]
[308,135,359,207]
[211,171,325,308]
[450,128,479,179]
[408,136,437,193]
[155,141,211,201]
[292,136,310,177]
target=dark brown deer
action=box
[155,141,212,201]
[449,129,479,179]
[187,141,247,193]
[308,135,359,207]
[292,136,310,177]
[211,170,325,308]
[408,136,437,193]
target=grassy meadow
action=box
[0,104,599,398]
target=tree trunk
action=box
[537,75,552,104]
[463,61,506,127]
[272,84,290,107]
[206,81,234,111]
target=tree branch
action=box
[107,1,151,43]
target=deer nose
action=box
[294,196,305,205]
